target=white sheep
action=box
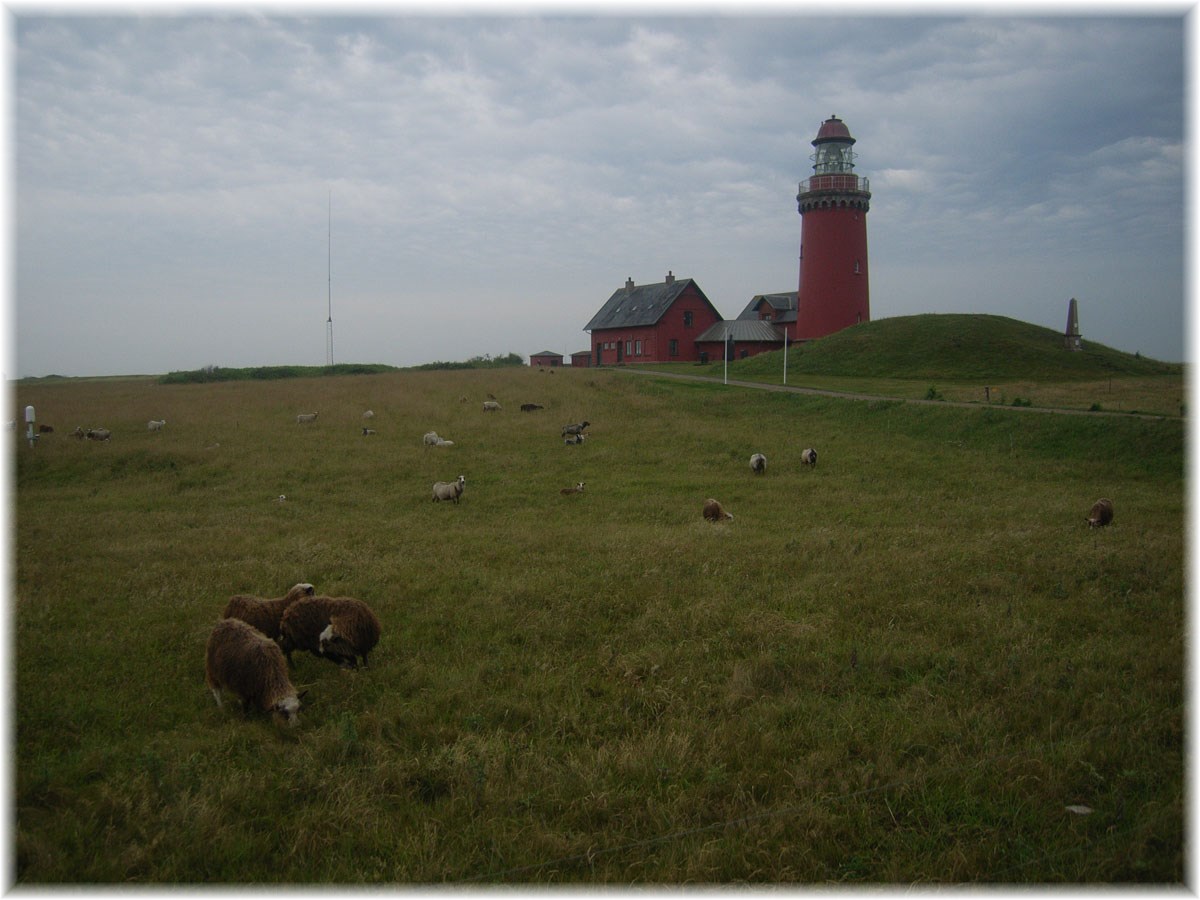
[563,433,586,445]
[147,419,166,431]
[205,618,305,726]
[800,447,818,467]
[296,412,318,424]
[423,431,441,446]
[431,474,466,503]
[750,453,767,474]
[482,400,502,412]
[85,428,111,441]
[362,410,375,420]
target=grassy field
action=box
[12,363,1185,883]
[645,314,1186,417]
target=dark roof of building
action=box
[695,319,785,343]
[737,292,798,321]
[531,350,563,357]
[584,277,720,331]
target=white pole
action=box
[724,330,730,385]
[25,405,35,448]
[782,330,789,385]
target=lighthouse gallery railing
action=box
[799,174,870,194]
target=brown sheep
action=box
[703,498,734,522]
[205,618,305,726]
[560,482,585,495]
[1087,498,1114,528]
[221,582,314,641]
[279,595,381,669]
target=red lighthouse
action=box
[795,115,871,340]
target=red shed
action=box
[570,350,592,367]
[530,350,564,368]
[584,272,723,365]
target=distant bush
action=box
[925,385,944,401]
[409,353,526,372]
[158,363,400,384]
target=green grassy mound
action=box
[737,314,1180,381]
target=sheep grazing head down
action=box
[703,498,733,522]
[1087,498,1114,528]
[750,453,767,474]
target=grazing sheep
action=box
[563,433,586,445]
[432,474,466,503]
[362,427,376,436]
[205,618,305,726]
[362,410,375,420]
[222,582,315,641]
[703,498,734,522]
[520,403,544,412]
[1087,498,1114,528]
[750,453,767,474]
[296,412,318,424]
[423,430,442,446]
[71,427,85,439]
[560,482,586,495]
[147,419,166,431]
[482,400,502,412]
[279,595,381,669]
[800,447,818,467]
[562,421,590,436]
[85,428,111,441]
[38,424,53,433]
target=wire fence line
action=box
[461,750,1179,884]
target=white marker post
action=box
[24,405,35,448]
[782,331,789,385]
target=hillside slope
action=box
[736,314,1180,381]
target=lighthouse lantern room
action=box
[795,115,872,341]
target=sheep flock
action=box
[21,380,1120,730]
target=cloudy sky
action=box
[9,8,1188,377]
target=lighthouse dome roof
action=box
[813,115,855,145]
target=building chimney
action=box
[665,270,675,285]
[625,277,635,291]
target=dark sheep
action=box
[205,618,304,726]
[222,582,315,641]
[279,595,382,669]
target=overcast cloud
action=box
[10,10,1187,377]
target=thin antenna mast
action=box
[325,190,334,367]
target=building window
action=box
[625,340,632,357]
[684,311,693,328]
[669,339,679,357]
[635,340,643,356]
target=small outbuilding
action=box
[530,350,564,368]
[695,319,786,362]
[570,350,592,368]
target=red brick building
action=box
[584,273,723,365]
[529,350,564,368]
